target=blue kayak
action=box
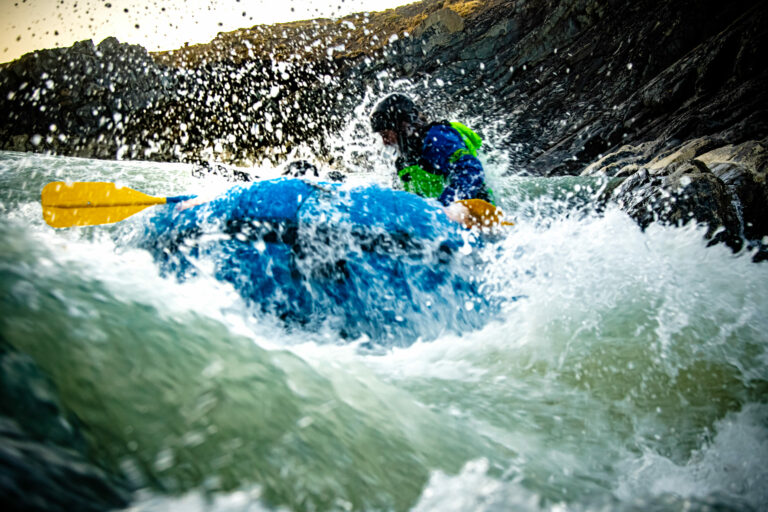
[137,178,492,345]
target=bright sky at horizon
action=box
[1,0,417,63]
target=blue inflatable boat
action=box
[137,178,492,344]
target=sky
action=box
[1,0,417,62]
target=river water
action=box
[1,148,766,511]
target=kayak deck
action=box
[137,179,492,345]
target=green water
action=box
[1,151,767,511]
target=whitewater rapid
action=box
[1,150,766,511]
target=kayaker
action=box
[370,93,494,206]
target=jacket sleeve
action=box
[420,124,488,205]
[437,155,487,205]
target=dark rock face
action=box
[375,0,768,178]
[0,37,341,164]
[0,38,176,159]
[355,0,767,257]
[699,141,768,243]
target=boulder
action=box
[591,137,768,258]
[608,160,742,248]
[696,140,768,243]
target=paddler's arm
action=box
[420,124,489,206]
[437,156,487,205]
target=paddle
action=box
[41,181,513,230]
[41,181,194,228]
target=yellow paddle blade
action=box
[456,198,515,230]
[41,181,167,228]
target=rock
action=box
[0,36,178,159]
[640,68,698,114]
[590,137,768,256]
[418,8,465,56]
[646,138,724,172]
[696,140,768,242]
[608,160,743,249]
[696,139,768,175]
[581,140,665,177]
[416,7,465,38]
[97,36,122,54]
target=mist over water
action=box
[1,118,767,512]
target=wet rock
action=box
[608,161,742,249]
[589,137,768,258]
[646,138,725,172]
[696,140,768,243]
[581,140,667,178]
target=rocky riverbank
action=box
[0,0,765,257]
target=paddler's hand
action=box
[445,199,515,230]
[443,202,471,227]
[179,197,207,210]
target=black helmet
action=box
[370,93,419,133]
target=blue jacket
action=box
[420,123,489,205]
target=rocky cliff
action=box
[0,0,766,257]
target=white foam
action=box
[615,403,768,510]
[412,458,543,512]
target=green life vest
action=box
[448,121,483,162]
[397,122,486,200]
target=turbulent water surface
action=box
[1,149,767,512]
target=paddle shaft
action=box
[45,195,191,209]
[41,181,512,230]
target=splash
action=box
[1,150,767,511]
